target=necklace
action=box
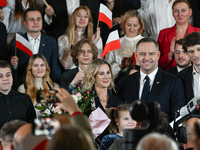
[98,95,109,102]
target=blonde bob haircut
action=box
[121,10,144,36]
[25,54,54,103]
[62,6,94,50]
[172,0,191,9]
[84,58,115,91]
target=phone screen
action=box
[32,118,60,139]
[36,90,60,103]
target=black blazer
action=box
[166,66,178,76]
[117,68,186,121]
[0,22,8,61]
[61,67,79,90]
[9,32,61,86]
[43,0,100,40]
[177,65,194,103]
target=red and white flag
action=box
[101,30,121,58]
[98,3,112,28]
[0,0,7,7]
[16,33,33,57]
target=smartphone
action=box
[36,90,60,103]
[32,118,60,139]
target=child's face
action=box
[117,110,137,133]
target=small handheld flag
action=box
[101,30,121,58]
[16,33,33,57]
[98,3,112,28]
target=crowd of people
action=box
[1,0,200,149]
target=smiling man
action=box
[167,38,191,75]
[0,60,35,128]
[61,39,98,93]
[117,38,185,121]
[178,32,200,103]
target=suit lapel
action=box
[132,72,140,101]
[147,69,163,101]
[39,33,46,53]
[168,25,176,42]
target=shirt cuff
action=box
[44,14,53,25]
[71,112,83,117]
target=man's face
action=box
[24,11,42,33]
[174,43,191,69]
[0,68,13,94]
[135,42,160,75]
[187,44,200,67]
[77,43,93,66]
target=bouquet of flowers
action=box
[35,86,96,118]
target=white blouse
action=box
[1,0,28,34]
[58,33,103,69]
[105,34,143,78]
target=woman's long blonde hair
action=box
[25,54,54,103]
[84,58,115,91]
[61,6,94,50]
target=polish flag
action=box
[101,30,121,58]
[98,3,112,28]
[0,0,7,7]
[16,33,33,57]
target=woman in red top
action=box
[157,0,200,70]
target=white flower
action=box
[54,106,62,114]
[72,95,81,103]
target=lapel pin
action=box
[157,82,159,84]
[42,44,45,46]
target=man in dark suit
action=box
[117,38,185,121]
[9,8,61,88]
[166,38,191,76]
[43,0,100,40]
[178,32,200,103]
[61,39,98,93]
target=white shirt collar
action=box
[140,67,158,82]
[21,0,29,10]
[78,65,82,71]
[27,33,41,42]
[193,66,200,75]
[176,66,182,73]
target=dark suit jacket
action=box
[9,32,61,86]
[117,68,186,121]
[61,67,79,91]
[166,66,178,76]
[177,65,194,103]
[0,22,8,61]
[43,0,100,40]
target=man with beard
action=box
[178,32,200,103]
[166,38,191,75]
[117,38,185,121]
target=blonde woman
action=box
[18,54,59,105]
[105,10,144,78]
[84,58,122,110]
[58,6,102,70]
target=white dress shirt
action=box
[139,67,158,100]
[193,66,200,97]
[27,33,41,54]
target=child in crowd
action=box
[100,104,137,150]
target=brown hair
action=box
[25,54,54,103]
[106,104,130,133]
[71,39,98,66]
[0,60,12,74]
[121,10,144,35]
[172,0,191,9]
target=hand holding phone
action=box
[37,90,60,103]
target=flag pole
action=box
[15,47,16,56]
[97,20,99,28]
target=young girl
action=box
[100,104,137,150]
